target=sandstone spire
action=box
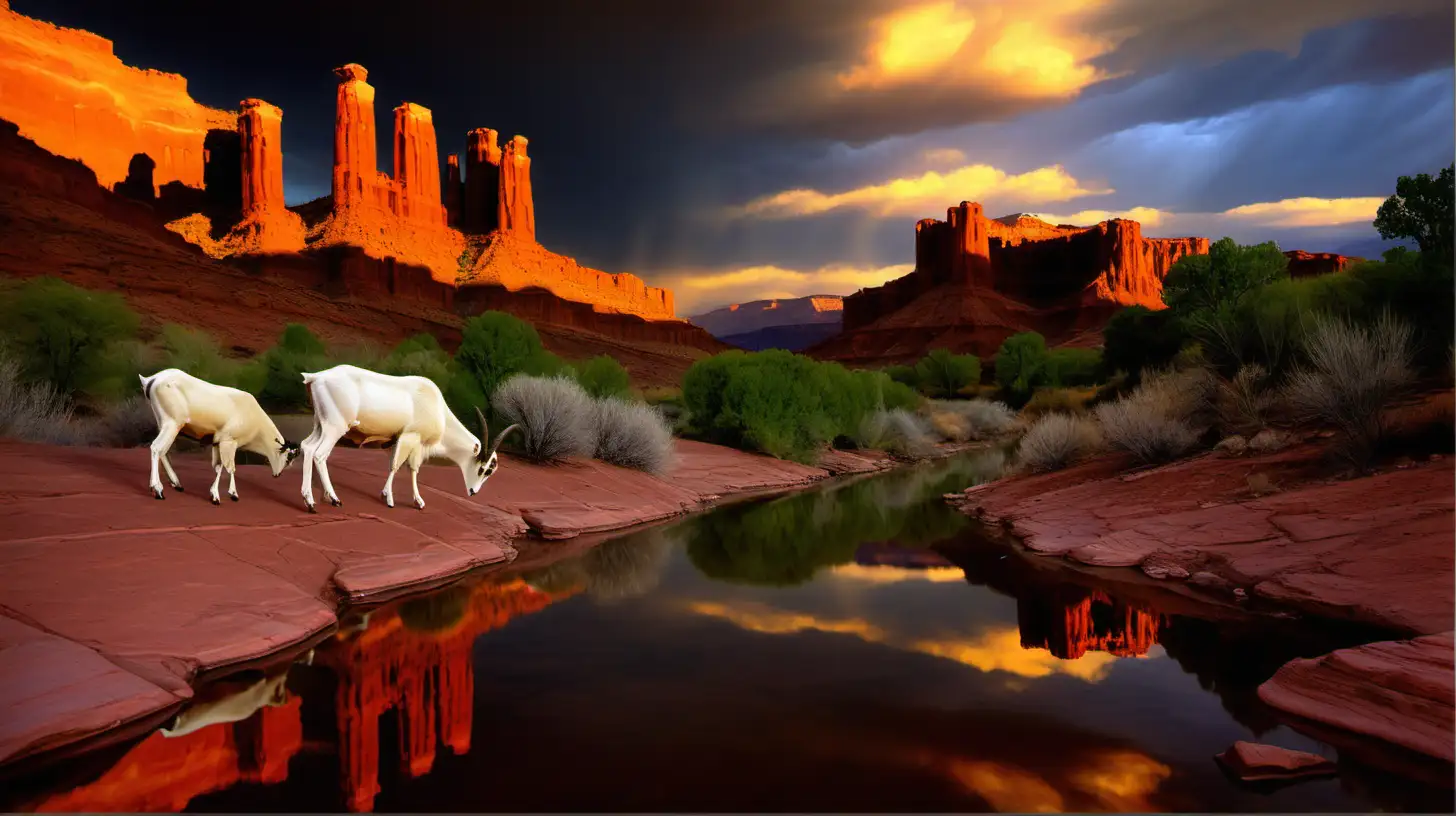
[392,102,445,225]
[445,154,462,227]
[462,127,501,233]
[498,134,535,240]
[238,98,284,215]
[332,63,377,209]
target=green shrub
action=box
[1347,252,1454,373]
[1102,306,1186,382]
[242,324,330,411]
[0,277,141,401]
[0,355,84,444]
[912,348,981,398]
[455,312,563,406]
[1163,237,1288,319]
[1045,347,1102,387]
[382,333,453,390]
[575,355,632,399]
[884,364,918,389]
[994,332,1048,396]
[152,324,241,387]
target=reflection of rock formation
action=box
[853,543,956,570]
[1017,587,1161,659]
[33,687,303,811]
[317,578,572,812]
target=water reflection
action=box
[9,449,1452,813]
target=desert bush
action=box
[912,348,981,398]
[0,357,86,445]
[926,399,1017,442]
[1093,367,1215,463]
[1347,251,1455,373]
[591,397,673,474]
[995,332,1048,397]
[1020,387,1097,420]
[153,324,242,386]
[884,364,919,389]
[1285,313,1415,469]
[856,409,935,458]
[575,355,632,400]
[0,277,141,402]
[241,323,330,411]
[1044,347,1103,387]
[493,374,594,462]
[382,333,453,390]
[88,395,157,448]
[1102,305,1187,382]
[455,312,569,411]
[1215,364,1277,436]
[1016,414,1103,472]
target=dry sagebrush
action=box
[858,408,936,458]
[493,374,594,462]
[927,399,1018,442]
[1094,367,1213,464]
[1016,413,1104,472]
[591,397,674,475]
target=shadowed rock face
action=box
[1284,250,1363,278]
[811,202,1208,366]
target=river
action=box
[6,449,1450,813]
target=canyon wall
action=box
[231,98,305,253]
[1284,249,1362,278]
[821,202,1209,366]
[464,232,676,322]
[0,4,235,193]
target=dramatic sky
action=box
[19,0,1455,313]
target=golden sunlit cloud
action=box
[827,564,967,584]
[1220,196,1384,228]
[922,147,968,166]
[664,263,912,313]
[835,0,1113,98]
[734,163,1110,219]
[686,601,1120,682]
[1026,206,1167,227]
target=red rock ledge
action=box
[0,438,887,768]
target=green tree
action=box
[1102,306,1186,381]
[1044,347,1102,387]
[0,277,140,400]
[453,311,569,407]
[382,333,453,390]
[1163,237,1288,318]
[243,324,330,411]
[1374,164,1454,269]
[994,332,1049,395]
[913,348,981,398]
[574,355,632,399]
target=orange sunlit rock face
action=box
[232,98,306,253]
[393,102,446,226]
[1017,588,1162,660]
[497,135,536,240]
[814,201,1209,366]
[1284,249,1362,278]
[0,4,234,194]
[463,232,677,321]
[29,578,575,814]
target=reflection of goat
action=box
[297,365,517,512]
[138,369,298,503]
[160,672,288,739]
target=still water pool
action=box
[8,450,1450,812]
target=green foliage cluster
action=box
[881,349,981,398]
[992,331,1105,399]
[682,349,918,462]
[574,355,632,399]
[1101,305,1188,382]
[0,277,141,403]
[1375,163,1454,270]
[241,323,330,411]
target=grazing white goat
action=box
[139,369,298,504]
[160,671,289,738]
[298,365,518,512]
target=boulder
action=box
[1214,741,1337,782]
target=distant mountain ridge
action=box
[689,295,843,337]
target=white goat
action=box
[298,364,518,512]
[139,369,298,504]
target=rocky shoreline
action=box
[0,437,949,770]
[945,443,1455,777]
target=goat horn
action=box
[490,424,521,456]
[474,406,489,447]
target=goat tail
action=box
[300,371,319,385]
[139,372,158,400]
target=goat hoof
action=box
[414,500,426,511]
[211,497,220,506]
[152,490,165,500]
[173,485,184,492]
[305,503,317,514]
[329,497,342,508]
[229,494,239,502]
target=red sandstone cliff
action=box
[0,4,234,194]
[810,203,1209,366]
[463,232,677,322]
[1284,250,1362,278]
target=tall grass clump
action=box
[856,409,935,458]
[927,399,1017,442]
[1285,312,1415,469]
[591,397,673,474]
[493,374,594,462]
[0,356,84,444]
[1215,363,1277,436]
[1016,414,1103,472]
[1093,367,1214,463]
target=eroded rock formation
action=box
[0,4,234,193]
[814,202,1209,366]
[331,63,378,210]
[1017,588,1161,660]
[462,127,502,233]
[444,154,462,227]
[392,103,446,226]
[463,232,676,321]
[229,99,306,253]
[1284,250,1362,278]
[497,135,536,240]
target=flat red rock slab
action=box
[952,449,1454,635]
[0,617,183,765]
[1215,740,1337,781]
[1258,633,1456,764]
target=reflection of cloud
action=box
[666,263,913,313]
[686,601,1119,682]
[1067,750,1172,811]
[733,163,1109,219]
[946,760,1065,813]
[828,564,966,584]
